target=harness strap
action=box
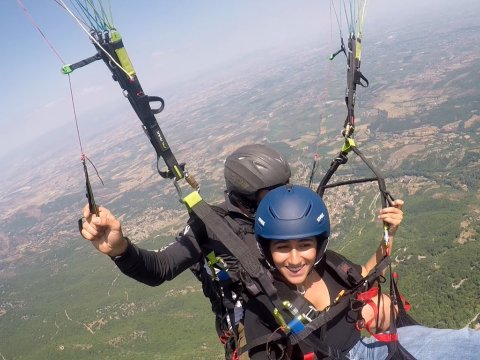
[241,283,351,357]
[356,266,418,344]
[290,295,351,344]
[183,193,286,309]
[238,291,350,357]
[240,330,344,360]
[392,273,420,328]
[354,70,369,88]
[297,336,344,359]
[393,273,411,312]
[242,255,393,356]
[356,287,398,342]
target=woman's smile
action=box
[270,238,317,285]
[285,263,306,275]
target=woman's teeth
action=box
[287,265,304,273]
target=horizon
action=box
[2,0,479,161]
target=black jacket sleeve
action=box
[112,225,204,287]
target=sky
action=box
[0,0,329,158]
[0,0,478,159]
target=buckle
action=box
[303,305,318,323]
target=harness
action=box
[183,188,418,360]
[242,251,417,360]
[187,202,264,359]
[241,251,383,359]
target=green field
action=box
[1,238,223,360]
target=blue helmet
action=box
[255,185,330,265]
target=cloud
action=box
[43,99,63,109]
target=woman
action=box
[243,185,479,359]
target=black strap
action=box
[240,253,392,356]
[355,70,369,88]
[82,158,98,216]
[324,250,364,286]
[393,274,420,328]
[63,53,101,73]
[290,296,351,345]
[240,299,348,358]
[239,278,351,355]
[85,30,195,184]
[189,200,278,297]
[316,153,348,197]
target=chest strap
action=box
[183,191,286,305]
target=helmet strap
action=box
[314,238,330,266]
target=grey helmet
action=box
[224,144,291,205]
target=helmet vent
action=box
[304,203,312,217]
[253,161,267,170]
[268,206,278,219]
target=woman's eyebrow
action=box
[299,238,315,243]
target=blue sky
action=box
[0,0,477,158]
[0,0,333,158]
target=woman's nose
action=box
[289,249,301,264]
